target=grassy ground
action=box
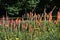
[0,20,60,40]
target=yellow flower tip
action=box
[16,38,19,40]
[4,36,7,39]
[5,39,8,40]
[9,38,12,40]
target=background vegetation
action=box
[0,0,60,17]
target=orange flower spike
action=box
[18,19,21,25]
[46,14,49,20]
[13,22,17,30]
[25,22,28,29]
[14,24,17,31]
[40,16,42,22]
[47,14,49,18]
[48,15,51,22]
[6,16,9,20]
[0,20,2,25]
[22,17,24,21]
[16,18,18,24]
[22,24,25,29]
[2,16,5,20]
[48,11,52,22]
[15,27,17,31]
[14,22,15,27]
[27,13,29,17]
[54,20,58,24]
[57,10,60,20]
[30,11,32,17]
[29,26,32,32]
[4,24,8,28]
[48,18,51,22]
[10,19,14,25]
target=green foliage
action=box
[0,20,60,40]
[0,0,40,15]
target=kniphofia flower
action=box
[4,23,8,28]
[34,13,37,20]
[2,16,5,20]
[57,11,60,20]
[46,14,49,20]
[14,22,17,30]
[38,16,42,24]
[30,11,32,17]
[6,16,9,21]
[16,18,19,24]
[18,19,21,25]
[10,19,14,25]
[22,24,25,29]
[0,20,2,25]
[54,19,58,24]
[29,26,32,33]
[22,17,24,21]
[14,26,17,31]
[48,11,52,22]
[25,22,28,29]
